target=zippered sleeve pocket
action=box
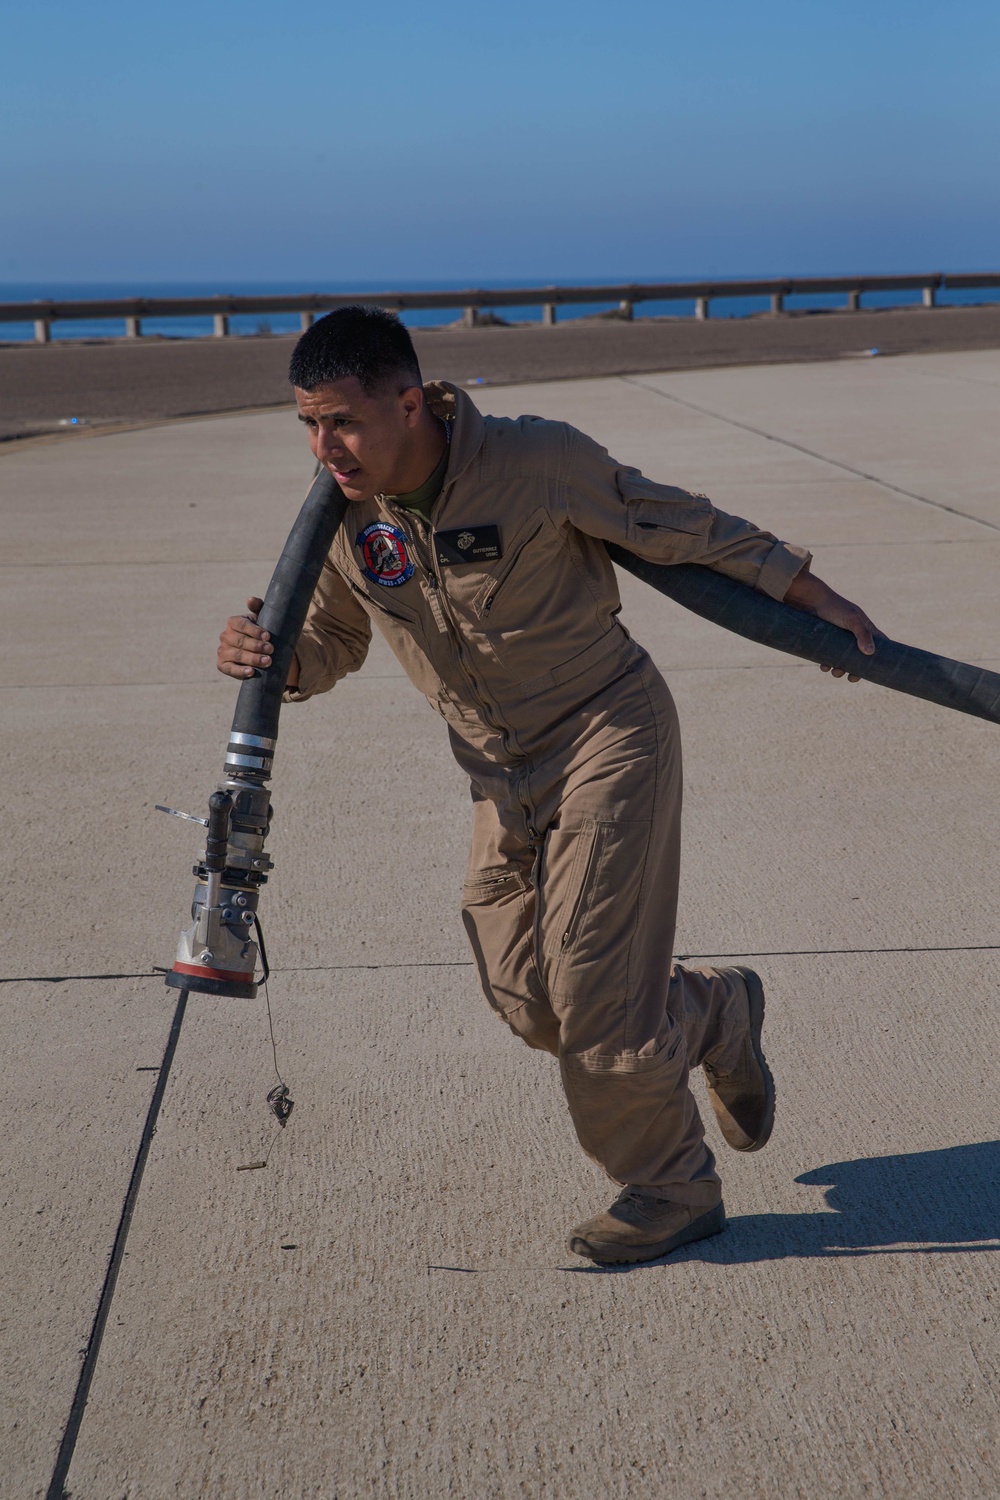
[620,473,714,544]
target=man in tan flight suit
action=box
[218,307,877,1264]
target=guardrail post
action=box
[462,306,477,328]
[847,290,861,311]
[542,303,557,326]
[213,314,230,338]
[618,300,634,320]
[300,311,314,331]
[770,292,784,314]
[34,319,51,344]
[124,316,142,338]
[695,297,710,320]
[923,284,936,308]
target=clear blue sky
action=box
[2,0,997,284]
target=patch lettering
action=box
[434,524,503,566]
[357,522,415,587]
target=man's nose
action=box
[315,425,344,462]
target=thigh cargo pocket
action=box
[539,819,652,1004]
[461,866,540,1016]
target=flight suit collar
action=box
[423,380,485,488]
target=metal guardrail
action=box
[3,273,1000,343]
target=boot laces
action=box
[615,1185,671,1221]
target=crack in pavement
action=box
[6,943,1000,987]
[45,987,190,1500]
[620,375,1000,535]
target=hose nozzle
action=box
[166,779,272,999]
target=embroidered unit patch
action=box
[357,522,415,587]
[434,524,503,566]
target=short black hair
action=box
[289,305,422,394]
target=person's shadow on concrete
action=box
[569,1141,1000,1272]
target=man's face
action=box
[295,377,424,502]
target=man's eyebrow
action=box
[297,407,355,422]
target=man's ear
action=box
[399,384,425,427]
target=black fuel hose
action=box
[607,545,1000,727]
[229,467,350,747]
[167,467,350,1000]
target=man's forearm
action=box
[784,565,877,656]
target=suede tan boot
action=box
[568,1188,726,1265]
[703,966,776,1152]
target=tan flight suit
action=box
[287,383,810,1205]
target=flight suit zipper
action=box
[425,569,519,757]
[423,572,450,634]
[396,506,523,762]
[390,502,539,851]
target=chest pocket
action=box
[469,508,554,622]
[339,551,424,628]
[339,563,435,691]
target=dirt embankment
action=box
[2,302,1000,443]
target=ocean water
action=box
[1,277,997,343]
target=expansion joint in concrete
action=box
[45,988,190,1500]
[5,947,1000,989]
[620,375,1000,535]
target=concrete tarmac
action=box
[3,350,999,1497]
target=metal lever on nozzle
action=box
[155,805,209,827]
[198,790,233,941]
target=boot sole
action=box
[568,1201,727,1265]
[731,965,776,1152]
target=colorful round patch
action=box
[356,522,415,588]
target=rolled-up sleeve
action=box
[283,557,372,703]
[564,428,811,600]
